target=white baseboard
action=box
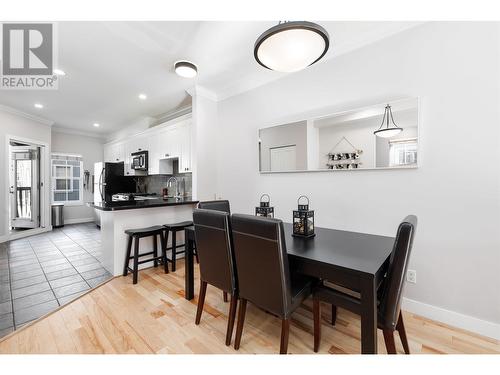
[402,297,500,340]
[63,217,95,225]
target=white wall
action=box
[191,88,219,201]
[51,131,104,223]
[318,117,378,169]
[213,22,500,337]
[0,106,53,240]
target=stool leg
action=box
[171,230,177,272]
[164,229,170,264]
[133,237,139,284]
[153,234,158,268]
[159,231,169,274]
[123,235,133,276]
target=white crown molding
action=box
[0,104,54,126]
[154,105,192,125]
[51,125,107,140]
[186,85,218,102]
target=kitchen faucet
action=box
[166,176,180,198]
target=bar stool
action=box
[163,221,198,272]
[123,225,168,284]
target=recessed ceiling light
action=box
[254,21,330,72]
[138,93,147,100]
[174,61,198,78]
[53,69,66,76]
[34,103,43,109]
[93,123,100,128]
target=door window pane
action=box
[16,160,32,188]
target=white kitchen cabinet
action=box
[104,115,192,176]
[124,135,149,176]
[104,142,125,163]
[165,125,182,159]
[148,135,160,175]
[103,145,112,162]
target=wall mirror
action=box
[258,97,419,173]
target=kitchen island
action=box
[88,197,199,276]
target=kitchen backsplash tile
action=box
[134,173,192,197]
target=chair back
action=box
[197,200,231,214]
[231,214,292,318]
[193,208,237,294]
[378,215,418,329]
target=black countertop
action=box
[88,197,199,211]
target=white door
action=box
[270,145,297,172]
[10,146,40,229]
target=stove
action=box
[111,193,157,201]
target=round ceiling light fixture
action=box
[174,61,198,78]
[254,21,330,73]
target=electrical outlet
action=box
[406,269,417,284]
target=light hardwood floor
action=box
[0,260,499,354]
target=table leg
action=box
[184,229,194,300]
[360,275,377,354]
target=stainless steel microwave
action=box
[131,150,148,170]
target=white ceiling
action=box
[0,21,422,136]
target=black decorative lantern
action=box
[292,195,315,237]
[255,194,274,218]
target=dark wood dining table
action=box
[184,222,395,354]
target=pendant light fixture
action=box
[374,104,403,138]
[254,21,330,73]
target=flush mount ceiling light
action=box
[138,93,147,100]
[174,61,198,78]
[93,123,100,128]
[34,103,43,109]
[254,21,330,73]
[53,69,66,76]
[374,104,403,138]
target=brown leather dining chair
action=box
[313,215,417,354]
[197,200,232,302]
[192,208,238,346]
[197,200,231,214]
[231,214,316,354]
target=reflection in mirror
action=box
[259,120,307,172]
[258,98,418,173]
